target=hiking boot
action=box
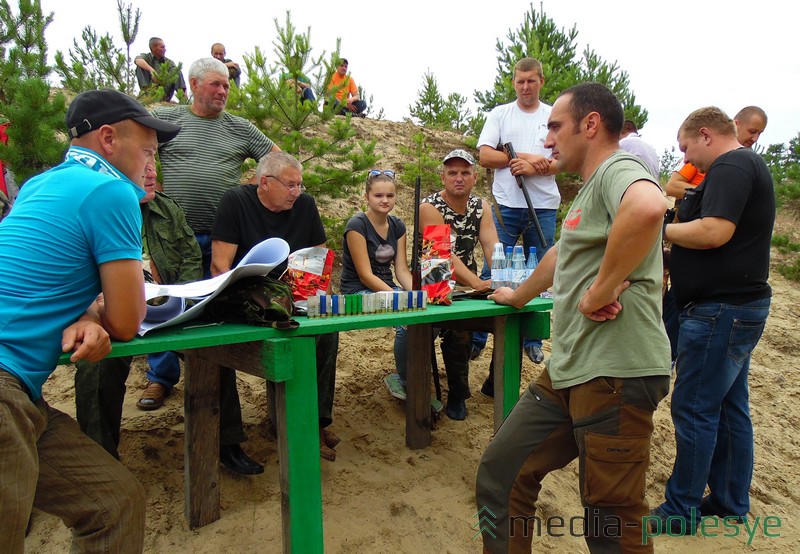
[445,398,467,421]
[524,345,544,364]
[137,381,168,411]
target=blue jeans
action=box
[661,297,770,519]
[194,233,212,279]
[145,351,181,389]
[396,326,471,402]
[662,287,679,363]
[474,205,557,351]
[350,288,407,377]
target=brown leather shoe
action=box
[320,428,337,462]
[321,427,340,449]
[137,381,168,411]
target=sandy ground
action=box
[24,267,800,553]
[24,119,800,552]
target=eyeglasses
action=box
[266,175,305,193]
[368,169,396,178]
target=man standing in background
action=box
[653,106,774,532]
[474,56,560,369]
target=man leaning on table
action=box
[477,82,671,553]
[0,89,180,551]
[73,160,202,460]
[211,151,341,462]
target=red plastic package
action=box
[283,247,334,301]
[420,224,454,305]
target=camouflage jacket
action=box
[142,192,202,285]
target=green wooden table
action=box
[61,297,550,552]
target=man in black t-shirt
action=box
[212,151,340,462]
[652,107,774,533]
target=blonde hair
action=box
[679,107,736,139]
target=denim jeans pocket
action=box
[727,318,767,365]
[584,432,649,507]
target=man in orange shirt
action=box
[326,58,367,117]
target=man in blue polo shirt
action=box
[0,89,180,551]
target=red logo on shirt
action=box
[563,208,582,231]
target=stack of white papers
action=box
[139,237,290,335]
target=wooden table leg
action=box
[183,351,221,528]
[271,337,323,554]
[405,323,433,449]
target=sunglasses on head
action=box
[368,169,395,178]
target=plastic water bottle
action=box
[503,246,513,289]
[491,243,506,289]
[511,245,526,289]
[526,247,538,279]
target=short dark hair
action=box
[734,105,767,124]
[623,119,638,133]
[148,37,163,50]
[560,82,624,137]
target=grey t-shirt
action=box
[154,106,274,233]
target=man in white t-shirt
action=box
[475,57,560,368]
[619,119,660,179]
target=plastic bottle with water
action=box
[511,245,527,289]
[490,243,506,289]
[503,246,513,289]
[526,247,538,279]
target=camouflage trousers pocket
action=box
[584,432,649,507]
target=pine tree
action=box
[54,27,130,92]
[409,71,474,135]
[474,5,647,124]
[229,11,378,200]
[0,0,67,185]
[399,132,441,196]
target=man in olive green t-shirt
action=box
[476,83,671,554]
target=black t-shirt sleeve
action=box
[392,215,407,239]
[344,213,368,239]
[699,162,752,225]
[211,188,243,244]
[306,196,327,245]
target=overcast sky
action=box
[39,0,798,160]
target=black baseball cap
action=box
[66,89,181,143]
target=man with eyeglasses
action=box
[211,151,341,462]
[148,56,280,476]
[326,57,367,117]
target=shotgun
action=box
[503,142,547,247]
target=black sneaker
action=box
[700,496,747,524]
[647,507,697,535]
